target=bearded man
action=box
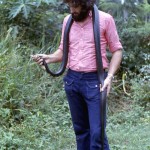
[31,0,123,149]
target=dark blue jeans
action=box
[63,69,110,150]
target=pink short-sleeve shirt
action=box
[58,10,123,72]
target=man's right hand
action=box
[31,54,50,66]
[31,49,63,68]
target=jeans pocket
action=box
[63,77,74,96]
[86,81,100,99]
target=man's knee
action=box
[91,127,101,142]
[74,124,89,135]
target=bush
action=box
[120,24,150,73]
[0,0,67,46]
[131,76,150,104]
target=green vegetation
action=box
[0,0,150,149]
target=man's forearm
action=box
[101,49,122,94]
[47,49,63,63]
[108,50,122,76]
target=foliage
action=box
[131,76,150,104]
[107,102,150,150]
[120,24,150,73]
[0,112,75,150]
[0,0,67,46]
[0,28,74,149]
[100,0,150,23]
[0,30,38,124]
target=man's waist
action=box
[67,61,109,72]
[68,68,108,73]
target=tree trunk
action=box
[95,0,99,6]
[123,8,128,22]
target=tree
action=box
[100,0,150,25]
[95,0,99,6]
[104,0,141,21]
[0,0,66,46]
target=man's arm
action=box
[108,49,122,76]
[31,49,63,66]
[101,49,122,95]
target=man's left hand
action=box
[100,74,113,96]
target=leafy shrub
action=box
[120,24,150,73]
[131,76,150,104]
[0,0,67,46]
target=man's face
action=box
[68,3,89,22]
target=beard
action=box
[72,8,90,22]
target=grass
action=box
[108,110,150,150]
[0,101,149,150]
[108,123,150,150]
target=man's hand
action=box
[31,54,50,70]
[100,49,122,96]
[31,54,50,66]
[31,49,63,66]
[100,74,113,96]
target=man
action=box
[31,0,122,149]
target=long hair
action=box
[63,0,95,10]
